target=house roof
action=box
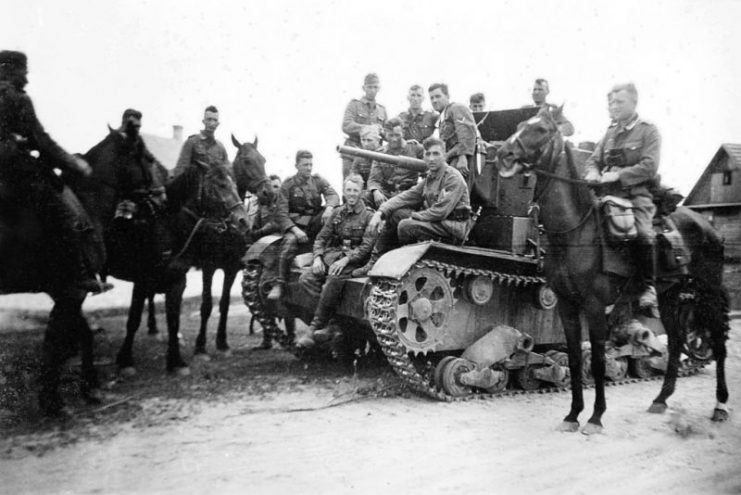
[684,143,741,205]
[142,133,183,170]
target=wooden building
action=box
[683,143,741,307]
[142,125,183,170]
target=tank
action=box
[242,109,678,399]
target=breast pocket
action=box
[623,141,643,166]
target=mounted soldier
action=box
[173,105,229,178]
[584,82,661,314]
[526,78,574,137]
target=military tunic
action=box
[340,97,387,178]
[366,141,423,207]
[173,131,229,177]
[398,109,438,142]
[437,102,477,160]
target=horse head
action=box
[231,134,270,203]
[496,105,564,178]
[199,164,252,235]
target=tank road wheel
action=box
[607,356,629,381]
[482,365,510,394]
[395,266,454,355]
[533,284,558,310]
[581,349,595,386]
[434,356,458,391]
[629,356,656,379]
[440,358,474,397]
[515,365,542,391]
[548,351,571,388]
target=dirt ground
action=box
[1,272,740,495]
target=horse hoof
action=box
[172,366,191,377]
[648,402,667,414]
[119,367,137,377]
[193,352,211,362]
[581,422,604,436]
[712,408,730,422]
[557,421,580,433]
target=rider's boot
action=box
[636,239,659,317]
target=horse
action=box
[495,107,729,434]
[0,174,104,416]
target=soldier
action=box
[340,73,387,179]
[366,117,423,209]
[267,150,340,300]
[173,105,229,177]
[528,78,574,137]
[358,137,470,276]
[0,50,108,294]
[469,92,486,113]
[584,82,660,313]
[398,84,438,142]
[295,174,375,348]
[428,83,477,185]
[251,174,283,238]
[350,124,383,187]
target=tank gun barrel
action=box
[336,145,428,173]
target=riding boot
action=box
[636,239,659,316]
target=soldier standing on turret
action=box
[340,73,387,179]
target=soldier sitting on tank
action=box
[267,150,340,301]
[0,50,109,294]
[366,117,423,209]
[350,124,383,188]
[354,137,471,276]
[295,174,376,348]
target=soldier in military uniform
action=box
[251,174,283,238]
[366,117,423,209]
[0,50,107,294]
[340,73,387,179]
[584,82,661,311]
[398,84,438,143]
[528,78,574,137]
[428,83,477,188]
[267,150,340,300]
[469,92,486,113]
[295,175,375,348]
[350,124,383,187]
[173,105,229,177]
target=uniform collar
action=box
[293,173,311,185]
[427,164,448,179]
[199,131,216,141]
[344,199,366,215]
[360,96,377,107]
[408,107,423,117]
[610,113,640,131]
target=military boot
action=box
[636,239,659,317]
[296,325,317,349]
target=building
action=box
[142,125,184,170]
[683,143,741,307]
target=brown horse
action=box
[496,107,729,433]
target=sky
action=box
[2,0,741,195]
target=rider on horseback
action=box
[0,50,107,294]
[584,83,661,313]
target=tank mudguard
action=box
[368,242,433,280]
[242,234,283,264]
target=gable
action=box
[684,144,741,205]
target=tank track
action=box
[241,263,295,350]
[366,260,705,402]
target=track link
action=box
[241,263,295,351]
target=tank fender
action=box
[242,234,283,264]
[461,325,534,369]
[368,242,433,280]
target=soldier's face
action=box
[429,88,449,112]
[296,158,313,178]
[360,135,380,150]
[363,82,380,100]
[470,101,485,112]
[124,117,142,138]
[407,89,424,109]
[424,144,446,173]
[203,111,220,133]
[343,180,362,206]
[532,84,549,105]
[270,179,282,193]
[386,126,404,149]
[2,68,28,90]
[608,90,637,122]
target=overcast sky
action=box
[3,0,740,194]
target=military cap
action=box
[363,73,379,85]
[121,108,143,121]
[0,51,27,70]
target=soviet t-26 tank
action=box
[242,108,691,400]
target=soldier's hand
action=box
[455,155,469,177]
[73,156,92,177]
[328,256,350,276]
[373,190,386,206]
[584,170,601,183]
[292,226,309,243]
[312,256,326,275]
[321,207,333,224]
[368,211,383,234]
[600,171,620,184]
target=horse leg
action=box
[649,301,684,414]
[216,268,238,354]
[711,334,729,422]
[74,309,102,404]
[116,283,146,375]
[582,299,608,435]
[38,296,80,416]
[558,299,584,432]
[166,274,190,375]
[194,267,214,357]
[146,293,159,336]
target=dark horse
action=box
[496,107,729,434]
[0,177,104,415]
[75,129,268,375]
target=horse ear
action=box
[107,124,115,134]
[552,103,564,120]
[253,135,258,148]
[231,134,242,149]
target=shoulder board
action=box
[186,134,200,140]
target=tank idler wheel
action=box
[440,358,475,397]
[434,356,458,391]
[515,365,542,391]
[581,349,595,386]
[629,356,655,379]
[533,284,558,310]
[482,365,510,394]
